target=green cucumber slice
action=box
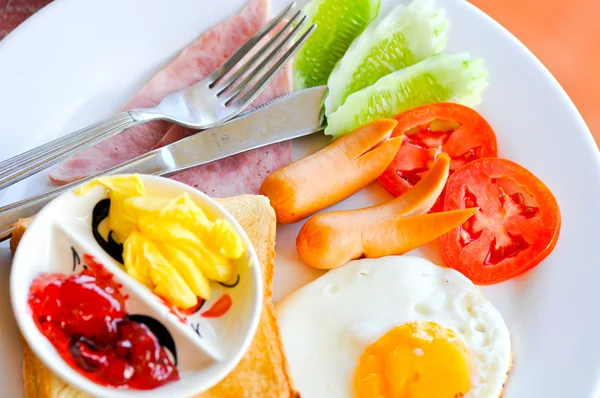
[325,53,488,139]
[325,0,448,115]
[293,0,380,89]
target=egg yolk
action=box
[354,321,470,398]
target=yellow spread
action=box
[76,175,245,309]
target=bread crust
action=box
[9,217,31,256]
[15,195,298,398]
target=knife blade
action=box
[111,85,327,177]
[0,86,327,242]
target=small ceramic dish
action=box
[11,175,263,398]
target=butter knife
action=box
[0,85,327,242]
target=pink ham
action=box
[49,0,270,185]
[171,142,291,198]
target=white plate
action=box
[0,0,599,396]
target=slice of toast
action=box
[10,217,31,256]
[13,195,298,398]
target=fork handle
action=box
[0,112,147,191]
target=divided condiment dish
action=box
[11,174,263,397]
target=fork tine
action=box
[207,2,297,87]
[227,23,316,110]
[214,8,305,96]
[222,17,313,107]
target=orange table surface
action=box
[471,0,600,147]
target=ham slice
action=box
[49,0,270,185]
[170,142,290,197]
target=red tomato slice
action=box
[441,158,561,284]
[378,103,498,211]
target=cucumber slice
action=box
[325,0,448,115]
[325,53,488,139]
[293,0,380,89]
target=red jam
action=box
[28,254,179,390]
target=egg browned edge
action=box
[498,354,514,398]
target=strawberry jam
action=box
[28,254,179,389]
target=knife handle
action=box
[0,182,74,242]
[0,149,174,242]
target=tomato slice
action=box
[378,103,498,211]
[441,158,561,284]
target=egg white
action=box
[276,256,511,398]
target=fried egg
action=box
[276,256,511,398]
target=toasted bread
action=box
[9,217,31,256]
[13,194,298,398]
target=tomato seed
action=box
[485,233,531,265]
[521,206,539,219]
[510,192,524,205]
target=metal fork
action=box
[0,2,315,191]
